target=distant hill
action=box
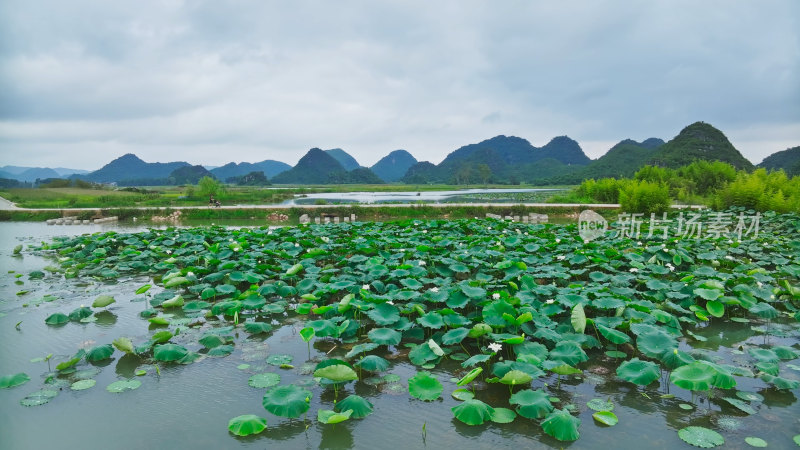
[758,146,800,176]
[168,165,215,185]
[648,122,754,170]
[536,136,592,165]
[402,161,439,184]
[0,165,88,182]
[271,148,383,184]
[402,135,591,184]
[324,149,361,171]
[371,150,418,182]
[76,153,190,184]
[210,160,291,180]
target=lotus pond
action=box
[1,214,800,449]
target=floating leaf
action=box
[0,372,30,389]
[228,414,267,436]
[592,410,618,426]
[368,328,402,346]
[499,369,532,387]
[452,388,475,401]
[335,394,373,419]
[678,426,724,448]
[262,385,312,418]
[314,364,358,383]
[244,322,273,335]
[266,354,293,366]
[452,399,494,425]
[586,398,614,412]
[85,344,114,362]
[721,397,756,415]
[509,389,554,419]
[153,344,189,362]
[744,437,767,447]
[355,355,390,372]
[92,295,116,308]
[617,358,660,386]
[318,409,352,424]
[112,337,134,354]
[542,409,581,442]
[671,362,717,391]
[70,379,96,391]
[45,313,69,325]
[408,371,443,401]
[106,379,142,393]
[490,407,516,424]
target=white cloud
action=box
[0,0,797,169]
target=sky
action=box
[0,0,798,170]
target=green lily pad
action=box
[586,398,614,412]
[20,389,58,406]
[354,355,390,372]
[70,379,96,391]
[408,371,443,401]
[452,388,475,401]
[228,414,267,436]
[617,358,660,386]
[249,373,281,389]
[334,394,373,419]
[318,408,352,424]
[262,384,312,418]
[592,410,618,426]
[368,328,402,346]
[490,407,516,424]
[106,379,142,393]
[678,426,724,448]
[452,399,494,425]
[509,389,554,419]
[542,409,581,442]
[0,372,30,389]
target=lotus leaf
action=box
[199,334,227,349]
[86,344,114,362]
[355,355,390,372]
[334,394,373,418]
[592,411,618,426]
[617,358,660,386]
[452,399,495,425]
[208,345,234,357]
[441,327,469,345]
[744,437,767,447]
[92,295,116,308]
[0,372,30,389]
[542,409,581,441]
[452,388,475,401]
[266,354,293,366]
[368,328,402,346]
[499,369,532,387]
[228,414,267,436]
[637,330,677,359]
[318,409,353,424]
[45,313,69,325]
[244,322,273,334]
[153,344,189,362]
[597,324,631,344]
[71,379,96,390]
[262,385,312,418]
[549,341,588,366]
[571,303,586,334]
[20,389,58,406]
[457,367,483,386]
[345,343,379,359]
[671,362,717,391]
[586,398,614,412]
[367,303,400,325]
[408,371,443,401]
[314,364,358,383]
[509,389,554,419]
[249,373,281,389]
[678,426,724,448]
[106,379,142,393]
[490,407,516,424]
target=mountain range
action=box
[3,122,796,186]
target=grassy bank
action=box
[0,204,606,223]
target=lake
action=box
[0,221,798,449]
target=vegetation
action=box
[758,146,800,176]
[9,212,800,446]
[271,148,384,184]
[570,160,800,213]
[370,150,418,182]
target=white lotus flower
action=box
[556,255,566,261]
[492,293,500,300]
[362,284,370,290]
[488,342,503,353]
[545,299,555,304]
[418,260,426,266]
[555,238,561,243]
[430,287,440,293]
[629,268,638,273]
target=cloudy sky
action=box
[1,1,798,170]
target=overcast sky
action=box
[1,1,798,170]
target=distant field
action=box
[0,184,572,208]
